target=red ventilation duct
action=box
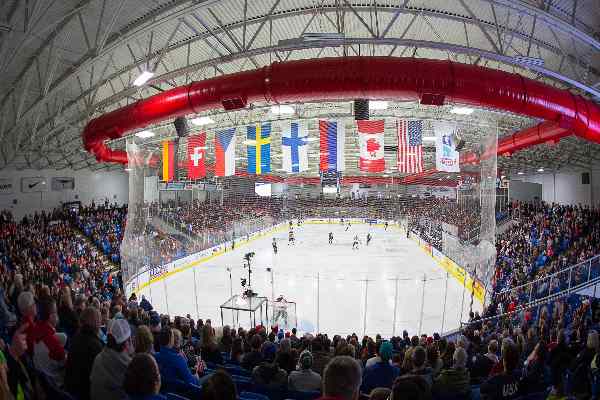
[83,57,600,165]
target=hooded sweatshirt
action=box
[90,348,131,400]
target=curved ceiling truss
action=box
[0,0,598,171]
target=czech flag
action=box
[247,122,271,175]
[162,140,175,181]
[319,120,345,172]
[215,128,236,177]
[358,120,385,172]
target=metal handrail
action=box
[497,254,600,296]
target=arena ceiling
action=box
[0,0,599,177]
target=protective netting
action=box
[121,118,497,336]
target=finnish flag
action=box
[281,121,309,173]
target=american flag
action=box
[397,119,423,173]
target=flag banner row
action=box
[159,119,459,181]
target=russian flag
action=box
[215,128,236,177]
[319,120,345,172]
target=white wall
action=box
[0,169,128,219]
[512,170,600,206]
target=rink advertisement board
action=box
[125,222,287,296]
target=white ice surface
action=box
[138,222,481,337]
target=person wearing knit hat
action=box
[360,341,400,395]
[288,350,322,392]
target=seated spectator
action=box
[361,341,400,394]
[276,338,296,374]
[201,370,237,400]
[17,291,36,353]
[312,337,332,376]
[6,324,42,399]
[480,340,521,400]
[288,350,321,392]
[520,340,547,395]
[124,353,166,400]
[432,347,470,398]
[90,318,133,400]
[230,337,244,365]
[390,375,432,400]
[219,325,233,353]
[154,327,200,386]
[148,311,161,353]
[410,346,433,388]
[252,341,288,389]
[65,307,103,400]
[139,295,153,312]
[318,356,362,400]
[241,334,263,371]
[32,296,66,387]
[135,325,155,354]
[200,324,223,365]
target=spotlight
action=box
[133,70,154,87]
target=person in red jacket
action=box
[32,296,66,387]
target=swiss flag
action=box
[187,133,206,179]
[358,120,385,172]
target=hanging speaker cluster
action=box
[173,116,189,138]
[354,99,369,120]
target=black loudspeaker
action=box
[455,139,466,151]
[173,117,189,138]
[354,99,369,120]
[582,172,590,185]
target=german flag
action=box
[162,140,175,181]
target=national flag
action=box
[281,121,309,173]
[162,140,175,181]
[397,119,423,173]
[434,121,460,172]
[215,128,236,177]
[187,133,206,179]
[319,120,345,172]
[247,122,271,175]
[357,120,385,172]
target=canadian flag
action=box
[358,120,385,172]
[187,133,206,179]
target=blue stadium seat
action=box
[239,392,270,400]
[284,389,321,400]
[231,375,253,393]
[160,379,203,399]
[224,364,252,377]
[165,393,191,400]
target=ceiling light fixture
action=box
[369,100,388,110]
[518,171,524,175]
[537,168,544,172]
[191,116,215,126]
[133,70,154,87]
[135,130,155,138]
[450,106,474,115]
[271,105,295,115]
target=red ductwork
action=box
[83,56,600,166]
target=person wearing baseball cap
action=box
[90,319,133,400]
[289,350,322,392]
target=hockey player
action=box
[366,233,372,246]
[328,232,334,245]
[272,238,278,254]
[384,221,389,231]
[345,221,351,232]
[288,229,295,245]
[352,234,360,250]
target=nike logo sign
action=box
[28,181,41,189]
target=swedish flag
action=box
[247,122,271,175]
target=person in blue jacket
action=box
[360,341,400,394]
[154,326,200,386]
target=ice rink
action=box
[137,222,481,337]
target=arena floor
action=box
[138,222,481,337]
